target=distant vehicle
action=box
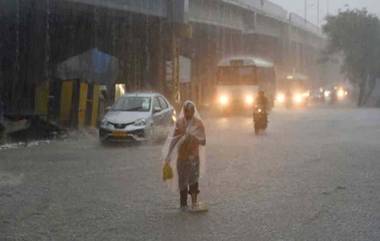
[275,73,310,108]
[309,89,325,104]
[99,92,175,142]
[215,56,276,113]
[323,86,349,104]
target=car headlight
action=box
[244,95,254,106]
[101,119,109,126]
[219,95,229,106]
[134,118,146,127]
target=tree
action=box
[323,9,380,106]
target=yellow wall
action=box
[35,81,49,118]
[60,80,73,125]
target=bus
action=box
[215,56,276,112]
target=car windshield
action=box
[112,97,151,112]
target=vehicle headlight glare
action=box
[219,95,229,106]
[293,94,304,104]
[245,95,254,105]
[337,89,345,98]
[276,93,286,103]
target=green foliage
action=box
[323,9,380,106]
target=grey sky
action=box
[270,0,380,25]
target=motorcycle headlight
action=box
[134,118,146,127]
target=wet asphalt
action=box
[1,107,380,241]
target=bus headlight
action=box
[219,95,229,106]
[276,93,286,104]
[244,95,254,106]
[293,93,304,104]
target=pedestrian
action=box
[163,100,206,211]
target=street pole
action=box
[167,0,180,108]
[317,0,320,26]
[304,0,307,22]
[326,0,330,15]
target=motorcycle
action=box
[253,105,268,135]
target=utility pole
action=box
[167,0,181,108]
[304,0,307,22]
[326,0,330,15]
[317,0,320,26]
[166,0,190,108]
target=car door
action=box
[151,96,164,133]
[157,96,171,128]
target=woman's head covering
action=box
[162,100,206,191]
[182,100,201,120]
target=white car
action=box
[99,93,175,142]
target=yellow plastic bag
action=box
[163,162,173,181]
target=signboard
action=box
[179,56,191,83]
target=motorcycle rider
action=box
[255,90,269,112]
[253,90,269,134]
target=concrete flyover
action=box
[61,0,331,95]
[0,0,338,117]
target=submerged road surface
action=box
[1,108,380,241]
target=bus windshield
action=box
[217,66,257,85]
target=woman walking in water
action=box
[163,101,206,211]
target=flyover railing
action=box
[224,0,322,36]
[289,12,322,36]
[226,0,287,21]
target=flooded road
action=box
[1,107,380,241]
